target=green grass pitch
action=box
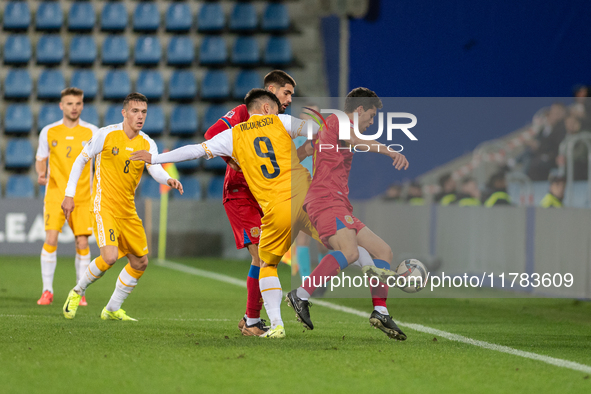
[1,256,591,393]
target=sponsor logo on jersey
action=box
[112,147,119,155]
[344,215,354,225]
[225,110,235,118]
[51,140,58,147]
[250,227,261,238]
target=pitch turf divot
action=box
[157,259,591,375]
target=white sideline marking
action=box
[157,259,591,374]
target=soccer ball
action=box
[395,259,428,293]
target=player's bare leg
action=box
[296,231,312,281]
[100,253,146,321]
[241,243,269,336]
[74,235,91,306]
[38,230,59,305]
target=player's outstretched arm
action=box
[146,164,184,195]
[347,134,409,170]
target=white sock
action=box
[40,249,57,293]
[106,266,140,312]
[259,276,283,329]
[375,306,389,315]
[75,252,91,283]
[75,254,80,282]
[351,246,375,268]
[75,258,107,295]
[296,287,311,301]
[246,317,261,326]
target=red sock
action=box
[302,252,346,296]
[245,276,262,318]
[370,280,388,308]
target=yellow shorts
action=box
[44,201,92,236]
[93,211,149,257]
[258,193,320,266]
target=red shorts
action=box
[224,197,263,249]
[305,202,365,249]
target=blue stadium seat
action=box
[37,104,62,131]
[207,176,225,200]
[4,69,32,99]
[170,105,198,136]
[39,184,46,198]
[233,70,261,99]
[232,37,260,65]
[134,36,161,66]
[203,156,227,171]
[262,3,290,32]
[166,3,192,32]
[199,36,227,65]
[177,177,201,200]
[167,36,194,66]
[36,2,63,31]
[152,138,165,154]
[141,105,164,136]
[68,2,95,32]
[136,70,163,100]
[229,3,257,32]
[104,104,123,126]
[133,2,159,32]
[103,70,131,100]
[203,105,230,131]
[69,36,97,65]
[101,36,129,65]
[5,139,34,169]
[70,70,98,99]
[5,175,35,199]
[140,176,161,199]
[169,70,197,101]
[36,35,65,65]
[201,70,230,100]
[37,70,66,100]
[197,3,225,32]
[3,2,31,31]
[173,140,200,171]
[265,36,293,65]
[81,105,99,127]
[4,104,33,134]
[3,35,32,65]
[100,2,127,32]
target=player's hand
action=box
[61,197,75,221]
[227,158,242,172]
[37,173,48,186]
[167,178,183,195]
[130,150,152,164]
[389,151,409,170]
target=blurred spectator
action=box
[540,171,566,208]
[383,183,402,202]
[483,171,511,207]
[456,178,481,206]
[433,173,457,205]
[556,115,587,180]
[526,103,567,181]
[569,85,591,130]
[406,181,425,205]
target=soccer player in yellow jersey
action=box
[35,87,98,306]
[131,89,320,337]
[61,93,183,321]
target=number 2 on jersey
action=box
[253,137,280,179]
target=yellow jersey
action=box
[80,124,160,218]
[36,119,98,204]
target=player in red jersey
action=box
[204,70,309,336]
[285,88,410,340]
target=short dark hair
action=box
[123,92,148,109]
[245,88,282,112]
[439,173,452,188]
[61,87,84,99]
[264,70,296,89]
[344,87,383,113]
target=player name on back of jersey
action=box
[239,116,274,131]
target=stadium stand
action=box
[173,140,200,171]
[140,175,161,199]
[199,36,228,65]
[201,70,230,100]
[102,36,129,65]
[203,104,230,131]
[169,70,198,101]
[197,3,225,33]
[135,36,162,66]
[170,105,198,136]
[103,70,131,100]
[69,36,98,65]
[5,175,35,199]
[3,35,32,65]
[36,2,64,31]
[233,70,262,100]
[142,105,165,136]
[203,156,227,172]
[264,36,293,65]
[3,1,31,31]
[36,35,65,65]
[136,70,164,100]
[81,105,100,127]
[133,2,160,32]
[37,104,62,131]
[4,104,33,135]
[104,104,123,126]
[262,3,291,32]
[207,176,225,200]
[229,3,258,32]
[100,2,128,32]
[232,37,260,66]
[4,69,32,99]
[68,2,96,32]
[167,37,194,66]
[70,70,98,99]
[166,3,192,33]
[176,176,201,200]
[5,139,34,170]
[37,70,66,100]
